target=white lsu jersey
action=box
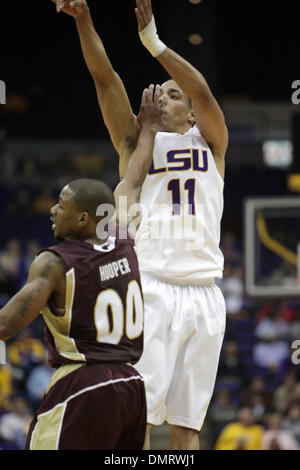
[135,125,225,285]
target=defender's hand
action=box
[138,84,162,133]
[51,0,89,18]
[135,0,153,32]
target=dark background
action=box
[1,0,299,139]
[0,3,300,452]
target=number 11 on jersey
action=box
[168,179,196,216]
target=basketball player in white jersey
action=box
[54,0,228,450]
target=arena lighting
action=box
[188,34,203,45]
[262,140,293,169]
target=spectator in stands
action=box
[55,150,77,187]
[256,299,297,325]
[0,239,23,289]
[0,395,33,450]
[22,239,42,274]
[225,307,256,345]
[282,402,300,445]
[217,340,246,390]
[16,239,42,289]
[262,412,299,450]
[209,389,238,438]
[214,407,264,450]
[16,149,40,183]
[242,376,273,411]
[0,365,13,411]
[219,264,244,316]
[6,188,33,219]
[1,146,16,179]
[25,352,53,412]
[0,265,16,307]
[290,310,300,342]
[253,327,290,379]
[255,307,291,342]
[7,328,46,394]
[273,370,298,413]
[73,147,107,178]
[247,393,268,423]
[34,183,57,215]
[220,232,242,268]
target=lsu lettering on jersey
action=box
[135,125,224,284]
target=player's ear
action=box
[187,110,196,126]
[79,211,89,226]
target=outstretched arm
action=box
[0,252,65,341]
[114,85,161,231]
[53,0,139,178]
[135,0,228,173]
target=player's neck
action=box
[164,123,193,135]
[65,234,109,245]
[84,235,109,246]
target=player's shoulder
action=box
[35,249,65,266]
[37,242,75,264]
[29,249,66,279]
[191,124,208,143]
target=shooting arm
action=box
[54,1,139,177]
[156,49,228,158]
[75,12,139,175]
[135,0,228,172]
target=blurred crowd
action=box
[0,236,52,450]
[0,148,299,450]
[202,233,300,450]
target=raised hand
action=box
[135,0,166,58]
[51,0,89,18]
[138,84,162,133]
[135,0,153,32]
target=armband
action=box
[139,16,166,58]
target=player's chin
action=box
[161,124,173,133]
[53,227,64,242]
[160,121,170,132]
[160,117,174,133]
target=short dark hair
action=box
[68,179,114,222]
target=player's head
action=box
[158,79,195,133]
[50,179,115,241]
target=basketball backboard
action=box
[245,197,300,297]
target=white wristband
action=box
[139,16,166,58]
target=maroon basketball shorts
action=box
[26,362,146,450]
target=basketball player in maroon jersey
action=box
[0,85,162,450]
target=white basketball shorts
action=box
[135,275,226,431]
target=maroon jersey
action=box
[40,231,144,368]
